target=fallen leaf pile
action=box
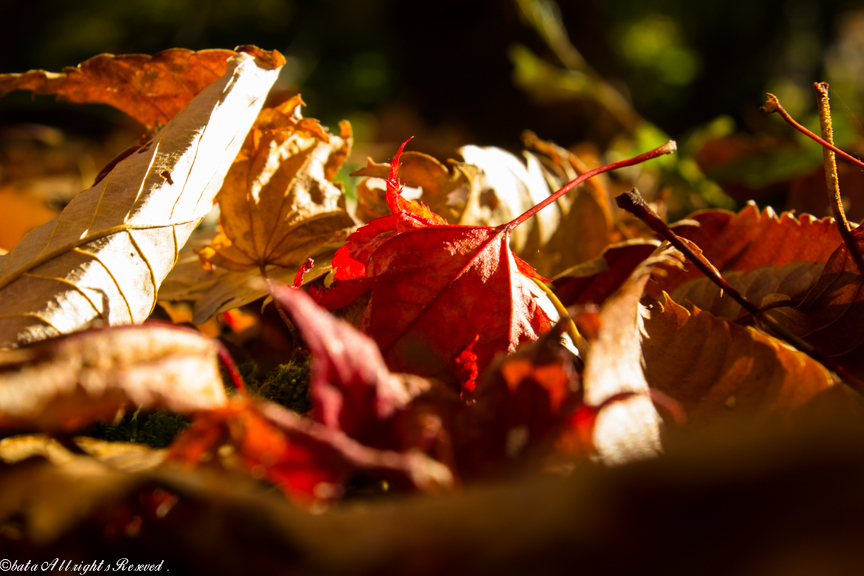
[2,45,864,569]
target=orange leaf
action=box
[168,397,452,505]
[643,293,836,426]
[0,46,284,132]
[197,97,354,274]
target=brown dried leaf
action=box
[670,261,826,319]
[767,224,864,375]
[522,131,615,274]
[0,46,284,132]
[352,151,471,224]
[552,239,660,307]
[581,246,684,464]
[159,229,334,324]
[0,52,280,346]
[197,97,354,280]
[0,325,227,432]
[654,203,841,297]
[643,293,836,426]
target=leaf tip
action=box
[761,93,781,114]
[235,45,286,69]
[386,137,414,213]
[293,258,315,288]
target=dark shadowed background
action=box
[3,0,864,218]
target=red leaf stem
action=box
[508,140,677,230]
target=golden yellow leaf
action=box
[0,434,164,472]
[0,52,281,347]
[159,229,334,324]
[198,96,354,275]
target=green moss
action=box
[244,355,312,414]
[89,408,190,448]
[87,355,311,449]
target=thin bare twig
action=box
[761,93,864,170]
[812,82,864,277]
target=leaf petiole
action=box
[507,141,677,230]
[531,277,586,358]
[762,92,864,171]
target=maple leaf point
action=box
[386,136,412,209]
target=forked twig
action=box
[762,88,864,277]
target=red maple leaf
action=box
[316,139,676,383]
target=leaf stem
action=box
[762,92,864,171]
[508,141,677,230]
[260,265,295,330]
[216,344,246,393]
[616,188,864,395]
[531,277,586,358]
[813,82,864,277]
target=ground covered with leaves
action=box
[3,43,864,575]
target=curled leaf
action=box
[197,97,354,275]
[522,131,617,274]
[352,151,473,224]
[0,46,284,132]
[352,145,560,260]
[0,325,228,432]
[0,52,281,347]
[581,247,684,464]
[269,283,428,445]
